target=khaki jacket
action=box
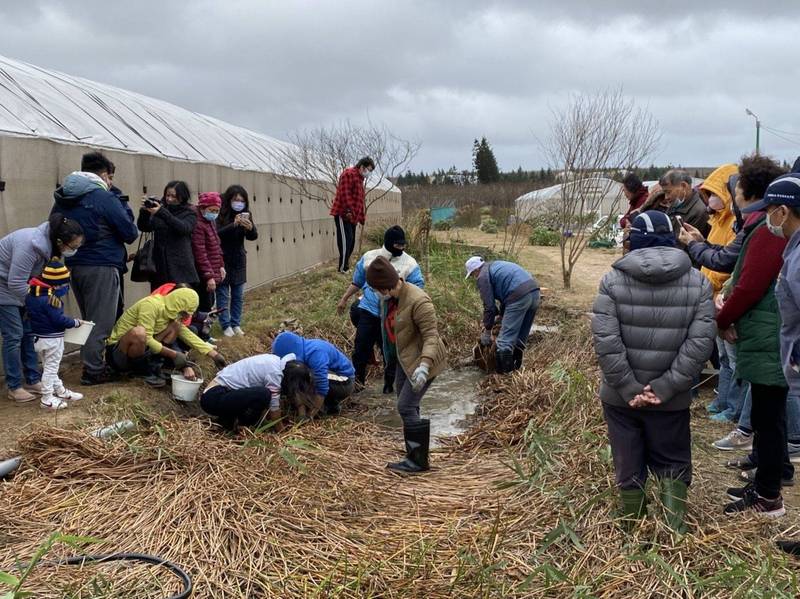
[394,282,447,378]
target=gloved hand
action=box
[211,352,228,368]
[480,329,492,347]
[172,351,189,369]
[410,363,430,393]
[73,319,82,328]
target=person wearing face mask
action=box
[137,180,200,292]
[26,258,85,410]
[714,155,791,517]
[330,157,375,273]
[51,152,139,386]
[0,214,84,403]
[216,185,258,337]
[336,225,424,392]
[365,256,447,473]
[191,192,225,313]
[659,169,710,241]
[465,256,540,374]
[106,288,226,388]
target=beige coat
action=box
[393,281,447,378]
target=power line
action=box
[761,126,800,146]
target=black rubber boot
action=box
[513,345,524,371]
[387,419,430,473]
[495,349,514,374]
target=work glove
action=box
[410,363,430,393]
[211,352,228,368]
[479,329,492,347]
[172,352,189,369]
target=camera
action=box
[144,196,160,208]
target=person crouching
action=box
[591,211,715,533]
[366,256,447,473]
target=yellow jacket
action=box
[699,164,738,294]
[107,289,213,355]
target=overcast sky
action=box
[1,0,799,173]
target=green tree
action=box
[473,137,500,184]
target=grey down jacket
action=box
[591,247,715,411]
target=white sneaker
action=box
[233,326,245,336]
[54,387,83,401]
[223,327,235,337]
[713,428,753,451]
[40,396,68,410]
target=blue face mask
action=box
[203,211,219,222]
[231,201,246,212]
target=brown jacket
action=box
[394,281,447,378]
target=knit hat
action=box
[628,211,677,251]
[198,192,222,208]
[366,256,400,290]
[383,225,407,256]
[40,259,71,286]
[464,256,485,279]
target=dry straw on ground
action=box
[2,312,800,596]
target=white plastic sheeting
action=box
[515,177,624,220]
[0,54,394,190]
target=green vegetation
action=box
[528,226,560,247]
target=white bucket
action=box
[64,321,95,346]
[171,363,204,402]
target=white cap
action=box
[464,256,485,279]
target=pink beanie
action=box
[198,192,222,208]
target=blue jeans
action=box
[216,282,245,329]
[496,290,540,352]
[715,339,747,421]
[0,305,41,390]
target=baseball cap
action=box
[464,256,485,279]
[742,174,800,213]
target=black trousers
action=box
[334,216,356,272]
[325,377,355,413]
[350,306,396,386]
[201,385,269,428]
[192,282,215,313]
[603,403,692,490]
[751,383,790,498]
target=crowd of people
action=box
[0,152,540,476]
[593,156,800,535]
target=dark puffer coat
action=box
[136,203,199,286]
[591,247,715,411]
[217,219,258,286]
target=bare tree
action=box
[539,88,660,289]
[267,119,420,220]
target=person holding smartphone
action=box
[216,185,258,337]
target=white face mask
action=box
[62,248,78,258]
[767,208,788,239]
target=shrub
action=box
[433,221,452,231]
[528,226,560,247]
[479,218,498,234]
[480,206,492,216]
[453,205,481,228]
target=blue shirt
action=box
[352,248,424,317]
[272,331,354,397]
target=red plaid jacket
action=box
[330,166,366,225]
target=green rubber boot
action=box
[619,488,647,530]
[660,479,688,534]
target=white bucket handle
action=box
[172,361,203,381]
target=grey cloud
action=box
[1,0,798,173]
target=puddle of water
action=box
[347,367,483,444]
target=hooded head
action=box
[383,225,406,257]
[198,192,222,209]
[700,164,738,215]
[272,331,306,361]
[628,211,677,251]
[162,288,199,321]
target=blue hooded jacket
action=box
[51,173,139,269]
[272,331,355,397]
[25,282,78,338]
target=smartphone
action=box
[239,212,251,221]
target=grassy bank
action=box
[2,241,800,597]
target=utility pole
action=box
[745,108,761,154]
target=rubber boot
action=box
[619,488,647,530]
[513,345,524,371]
[660,478,688,534]
[387,419,430,473]
[495,349,514,374]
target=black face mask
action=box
[385,242,404,257]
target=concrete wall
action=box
[0,135,402,311]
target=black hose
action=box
[46,552,192,598]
